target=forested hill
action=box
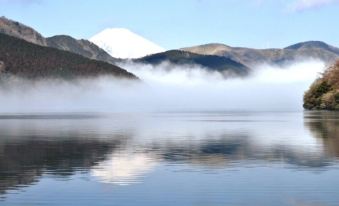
[304,60,339,110]
[137,50,250,76]
[0,33,137,80]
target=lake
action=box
[0,111,338,206]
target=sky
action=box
[0,0,338,49]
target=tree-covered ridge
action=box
[0,33,137,79]
[304,61,339,110]
[137,50,249,76]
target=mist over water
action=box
[0,60,325,113]
[0,60,338,206]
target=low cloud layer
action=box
[0,59,325,113]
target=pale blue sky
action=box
[0,0,338,49]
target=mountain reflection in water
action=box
[0,112,338,205]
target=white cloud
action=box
[291,0,339,11]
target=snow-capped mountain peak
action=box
[90,28,165,59]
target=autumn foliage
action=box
[304,61,339,110]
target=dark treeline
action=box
[0,33,137,80]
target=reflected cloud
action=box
[1,112,339,194]
[91,151,158,185]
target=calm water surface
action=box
[0,111,339,206]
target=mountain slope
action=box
[46,35,118,64]
[137,50,249,76]
[0,17,119,65]
[90,28,165,59]
[0,16,46,46]
[0,33,137,79]
[182,41,339,67]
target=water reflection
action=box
[304,111,339,158]
[91,151,158,185]
[0,136,127,194]
[0,112,338,200]
[152,134,330,168]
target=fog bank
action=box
[0,60,325,113]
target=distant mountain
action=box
[0,17,118,65]
[90,28,165,59]
[0,33,137,79]
[0,16,46,46]
[137,50,249,76]
[182,41,339,67]
[46,35,117,65]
